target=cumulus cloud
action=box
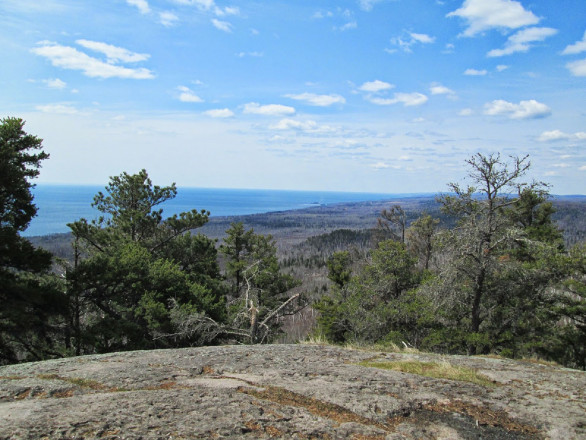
[177,86,203,102]
[43,78,67,89]
[243,103,296,116]
[127,0,150,14]
[160,11,179,27]
[464,68,487,76]
[285,92,346,106]
[358,80,394,92]
[368,92,428,106]
[389,32,435,53]
[496,64,509,71]
[484,99,551,119]
[487,27,558,57]
[211,18,232,32]
[538,130,586,142]
[371,161,390,169]
[204,108,234,118]
[31,41,154,79]
[562,30,586,55]
[537,129,569,142]
[430,83,456,96]
[566,59,586,77]
[76,40,150,63]
[447,0,539,37]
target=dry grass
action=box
[301,337,420,355]
[358,359,496,387]
[477,354,561,368]
[37,374,113,391]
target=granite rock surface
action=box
[1,344,584,439]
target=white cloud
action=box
[464,68,487,75]
[496,64,509,71]
[285,92,346,106]
[172,0,214,10]
[76,40,150,63]
[236,51,263,58]
[484,99,551,119]
[389,32,435,53]
[211,18,232,32]
[566,59,586,77]
[214,6,239,16]
[159,11,179,27]
[312,10,333,19]
[127,0,150,14]
[459,108,474,116]
[35,104,78,114]
[358,80,394,92]
[410,33,435,44]
[336,21,357,32]
[43,78,67,89]
[579,166,586,171]
[562,30,586,55]
[430,83,455,96]
[204,108,234,118]
[31,41,154,79]
[447,0,539,37]
[368,92,428,106]
[371,161,390,169]
[177,86,203,102]
[538,130,586,142]
[269,118,335,133]
[538,129,568,142]
[487,27,558,57]
[243,103,295,116]
[358,0,385,11]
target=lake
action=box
[25,185,403,237]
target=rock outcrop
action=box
[1,344,584,439]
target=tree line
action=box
[1,117,304,364]
[1,117,585,369]
[316,154,585,369]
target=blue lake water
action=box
[25,185,402,237]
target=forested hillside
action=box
[3,118,586,370]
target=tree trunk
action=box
[468,267,486,355]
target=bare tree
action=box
[435,153,543,354]
[377,205,406,243]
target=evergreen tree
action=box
[0,117,65,364]
[67,170,225,352]
[221,222,302,343]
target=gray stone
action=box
[0,344,584,439]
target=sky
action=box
[2,0,585,194]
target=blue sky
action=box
[2,0,585,194]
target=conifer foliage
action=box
[0,117,64,364]
[67,170,225,352]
